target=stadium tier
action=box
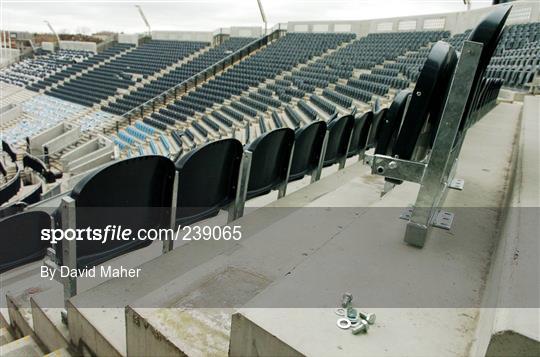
[0,2,539,356]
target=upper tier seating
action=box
[0,49,92,87]
[47,40,208,107]
[27,43,132,92]
[486,22,540,88]
[104,37,256,115]
[144,33,354,133]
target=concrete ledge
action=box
[229,102,525,356]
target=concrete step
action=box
[0,327,15,346]
[0,335,43,357]
[43,348,72,357]
[65,158,385,356]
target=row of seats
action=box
[3,95,87,145]
[487,21,540,89]
[103,37,255,115]
[0,5,509,277]
[0,49,92,87]
[126,33,354,144]
[47,40,208,106]
[27,43,132,92]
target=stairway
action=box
[0,324,71,357]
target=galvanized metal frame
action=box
[338,127,355,170]
[234,150,253,219]
[366,40,483,248]
[310,130,329,183]
[234,141,294,218]
[43,196,78,306]
[162,171,179,254]
[277,142,294,198]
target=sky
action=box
[1,0,495,34]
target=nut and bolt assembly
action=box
[335,293,376,335]
[351,320,369,334]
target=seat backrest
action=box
[366,108,388,149]
[375,90,412,156]
[1,140,16,162]
[0,211,51,273]
[391,41,458,160]
[246,128,295,199]
[356,111,374,155]
[289,121,327,181]
[175,138,243,225]
[58,155,176,268]
[323,115,354,166]
[0,166,21,206]
[460,5,511,131]
[23,154,61,183]
[348,111,373,157]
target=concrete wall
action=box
[287,0,540,36]
[118,33,140,45]
[0,103,22,122]
[0,48,20,68]
[151,31,213,43]
[59,40,97,53]
[230,26,262,38]
[42,42,55,52]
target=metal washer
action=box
[337,318,351,329]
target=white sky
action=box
[1,0,494,34]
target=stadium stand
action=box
[26,43,133,92]
[486,21,540,88]
[103,37,256,115]
[0,49,91,87]
[46,40,207,106]
[1,3,539,356]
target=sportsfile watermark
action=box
[41,225,243,244]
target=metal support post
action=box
[365,41,483,248]
[404,41,482,247]
[233,150,253,219]
[277,143,294,199]
[310,130,329,183]
[163,171,179,254]
[60,197,77,302]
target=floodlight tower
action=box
[256,0,268,35]
[135,5,152,36]
[44,20,61,45]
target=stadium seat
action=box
[175,138,243,225]
[289,121,327,182]
[0,211,51,273]
[375,90,412,156]
[23,154,62,183]
[390,41,458,161]
[0,166,21,206]
[55,155,176,268]
[322,114,355,168]
[347,111,373,158]
[366,108,388,150]
[244,128,295,200]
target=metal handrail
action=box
[120,29,284,122]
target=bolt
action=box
[347,307,358,320]
[388,161,397,169]
[341,293,353,308]
[359,311,376,325]
[376,166,384,174]
[351,319,369,334]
